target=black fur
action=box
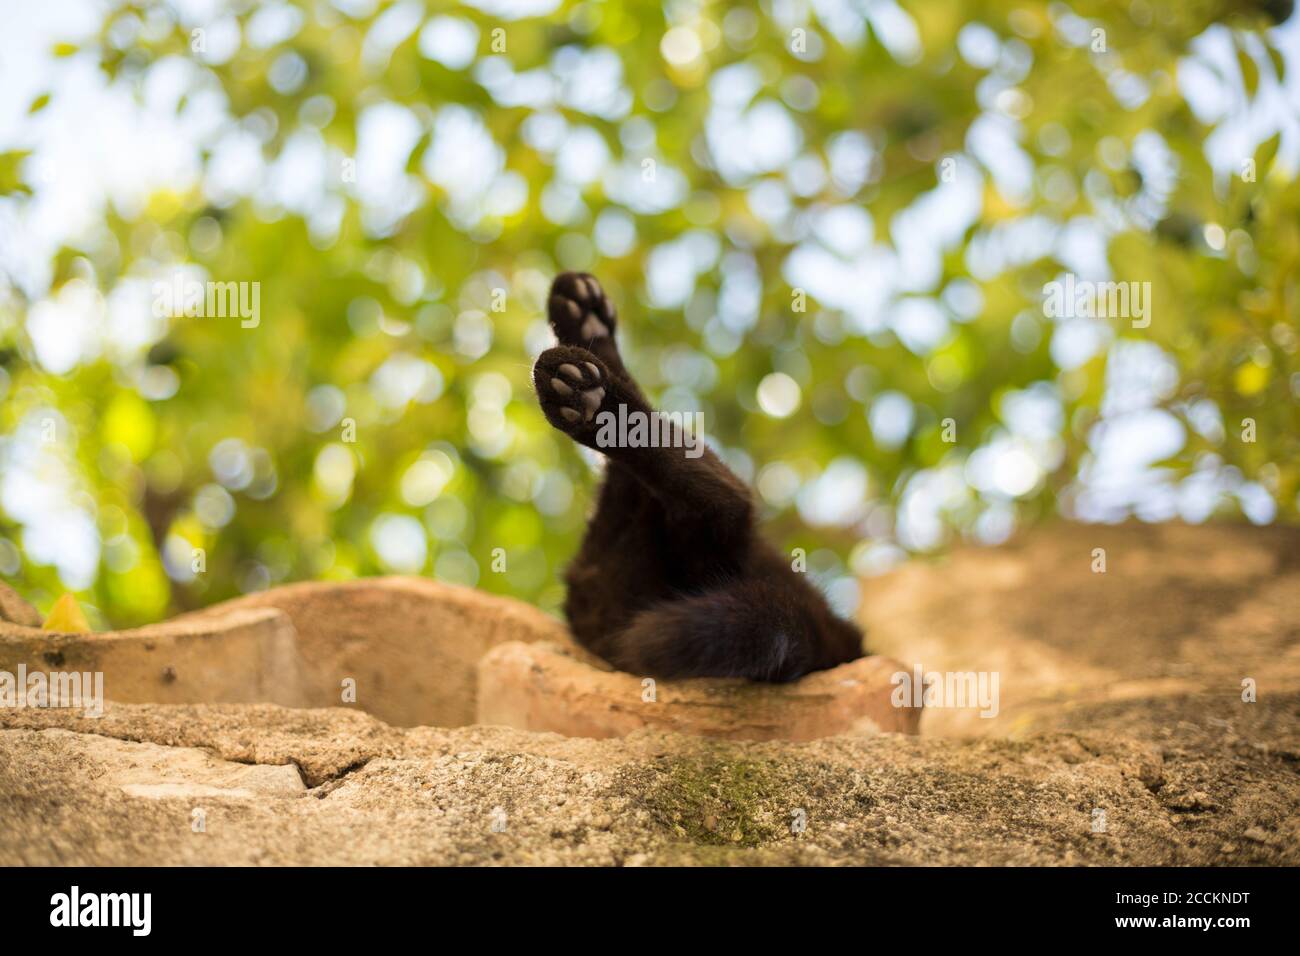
[533,272,864,682]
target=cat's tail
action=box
[601,579,826,682]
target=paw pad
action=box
[536,349,607,427]
[548,273,616,344]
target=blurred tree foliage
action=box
[0,0,1296,629]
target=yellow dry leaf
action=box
[42,594,91,633]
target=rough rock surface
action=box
[0,582,42,628]
[0,578,568,727]
[858,520,1300,738]
[0,606,305,709]
[478,640,919,739]
[176,577,573,726]
[2,521,1297,865]
[2,693,1295,865]
[2,575,910,735]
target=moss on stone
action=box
[635,756,789,848]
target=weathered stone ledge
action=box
[1,578,909,740]
[478,640,918,740]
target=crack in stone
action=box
[2,725,383,790]
[309,757,376,797]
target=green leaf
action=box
[0,150,33,195]
[1237,43,1259,100]
[1254,131,1282,179]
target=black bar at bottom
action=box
[0,865,1287,941]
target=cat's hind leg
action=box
[534,341,756,567]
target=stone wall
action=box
[2,521,1297,865]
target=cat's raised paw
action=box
[534,346,608,433]
[548,272,616,346]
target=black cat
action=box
[532,272,864,682]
